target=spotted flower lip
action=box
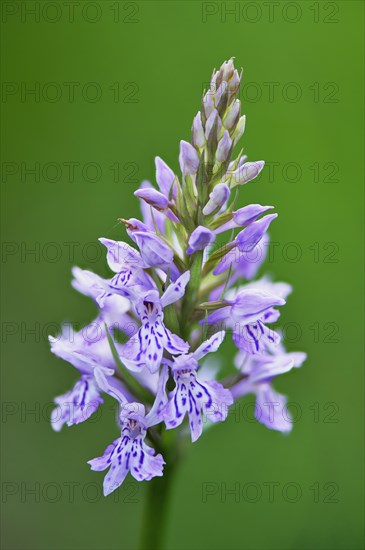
[50,58,306,496]
[88,371,169,495]
[161,332,233,442]
[88,402,165,496]
[120,272,191,373]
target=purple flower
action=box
[231,344,306,432]
[135,233,173,267]
[49,322,131,430]
[209,235,270,301]
[51,375,103,431]
[121,272,191,373]
[161,332,233,442]
[88,402,165,496]
[97,238,155,303]
[214,204,274,234]
[50,58,307,494]
[214,214,277,275]
[203,286,286,355]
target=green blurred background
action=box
[1,1,364,549]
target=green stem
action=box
[181,251,203,338]
[139,444,179,550]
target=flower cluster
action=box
[50,59,306,496]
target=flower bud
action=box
[203,183,231,216]
[216,130,232,163]
[230,160,265,188]
[187,226,216,254]
[205,109,222,140]
[232,115,246,143]
[134,188,169,211]
[228,69,240,96]
[223,99,240,131]
[221,58,235,81]
[233,204,274,226]
[203,92,214,118]
[192,112,205,148]
[155,156,177,199]
[179,140,200,175]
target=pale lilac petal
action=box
[155,156,176,199]
[138,181,166,233]
[145,365,169,427]
[203,306,231,326]
[255,384,292,433]
[249,356,295,384]
[162,386,187,431]
[233,233,269,281]
[130,442,165,481]
[246,277,293,301]
[133,231,174,267]
[161,271,190,307]
[235,214,277,253]
[231,289,285,323]
[93,367,129,404]
[71,267,106,300]
[193,331,226,361]
[233,320,281,354]
[163,328,189,355]
[203,380,233,424]
[99,238,144,272]
[88,439,119,472]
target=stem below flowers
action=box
[139,441,179,550]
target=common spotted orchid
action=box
[50,59,306,539]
